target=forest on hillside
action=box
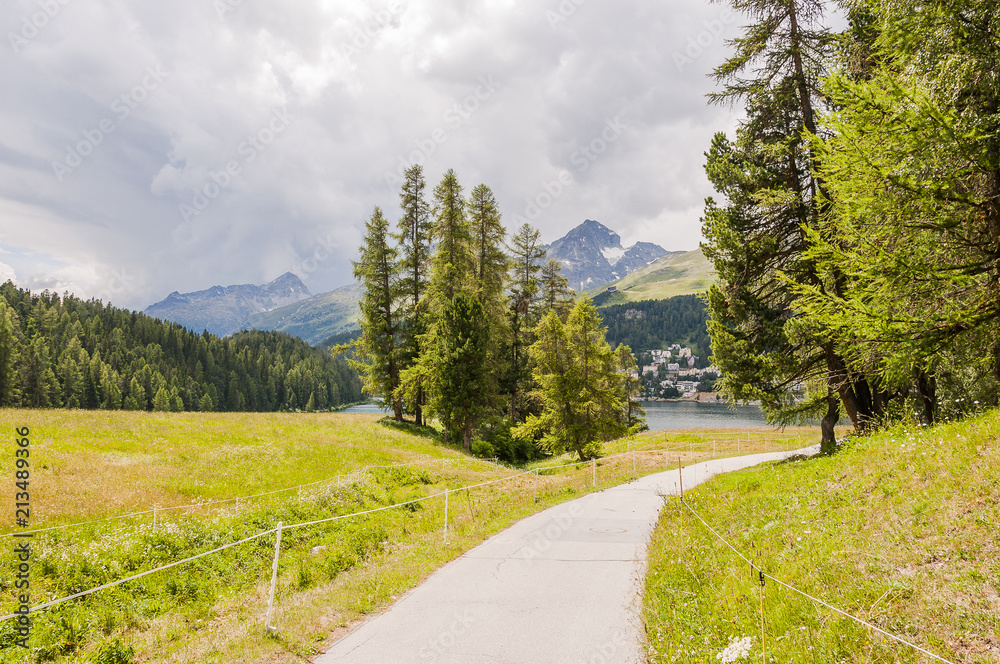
[600,296,711,365]
[0,282,362,412]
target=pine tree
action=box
[351,206,403,419]
[429,169,473,304]
[394,164,433,425]
[22,338,60,408]
[615,344,645,432]
[153,386,171,412]
[702,0,880,452]
[434,294,490,451]
[540,258,573,321]
[57,337,87,408]
[515,298,627,460]
[198,392,214,412]
[506,223,545,421]
[0,299,22,407]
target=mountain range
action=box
[144,272,312,337]
[544,219,667,292]
[143,220,713,345]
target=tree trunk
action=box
[820,390,839,455]
[463,418,473,452]
[916,370,936,426]
[415,384,423,427]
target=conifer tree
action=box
[540,258,573,321]
[506,223,545,421]
[515,298,628,460]
[0,299,22,407]
[351,206,403,420]
[394,165,433,425]
[433,293,490,450]
[429,169,473,304]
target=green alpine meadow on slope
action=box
[0,409,801,664]
[643,408,1000,663]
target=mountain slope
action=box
[145,272,311,337]
[243,283,362,346]
[546,220,668,291]
[588,249,715,305]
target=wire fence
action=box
[678,495,957,664]
[1,434,813,630]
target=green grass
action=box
[586,249,716,303]
[643,409,1000,663]
[0,409,813,664]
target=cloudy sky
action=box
[1,0,744,310]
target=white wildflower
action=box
[717,636,753,662]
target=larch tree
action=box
[351,206,403,420]
[394,164,433,425]
[434,293,491,451]
[506,223,545,421]
[539,257,573,321]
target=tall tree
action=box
[506,223,545,421]
[394,164,434,425]
[351,206,403,420]
[702,0,880,453]
[468,183,510,414]
[433,293,490,451]
[515,298,628,461]
[793,0,1000,419]
[0,299,22,407]
[429,169,473,304]
[539,257,573,321]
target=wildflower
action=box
[717,636,753,662]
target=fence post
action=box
[678,456,683,501]
[592,458,596,486]
[632,443,636,474]
[444,489,449,545]
[533,469,539,503]
[265,521,283,632]
[713,440,716,459]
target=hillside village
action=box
[631,344,721,400]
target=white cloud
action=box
[0,0,744,310]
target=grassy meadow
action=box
[643,409,1000,663]
[0,409,808,664]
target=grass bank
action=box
[643,409,1000,663]
[0,409,810,664]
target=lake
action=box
[339,400,772,431]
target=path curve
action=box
[314,446,818,664]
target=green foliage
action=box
[0,282,360,413]
[432,294,491,450]
[599,296,710,361]
[515,298,635,461]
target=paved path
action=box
[315,446,818,664]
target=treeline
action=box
[0,282,362,412]
[600,296,711,365]
[349,166,644,461]
[703,0,999,452]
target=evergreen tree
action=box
[22,337,60,408]
[57,337,87,408]
[433,294,490,451]
[429,169,473,304]
[506,223,545,421]
[539,258,573,321]
[702,0,880,452]
[394,164,434,425]
[0,299,22,406]
[198,392,214,412]
[515,298,627,461]
[152,386,171,412]
[615,344,646,432]
[351,206,403,419]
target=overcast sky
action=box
[1,0,745,310]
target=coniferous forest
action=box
[0,282,362,412]
[600,296,711,364]
[349,166,644,462]
[703,0,1000,453]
